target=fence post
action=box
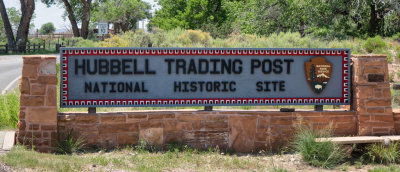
[33,43,36,52]
[5,44,8,53]
[43,40,46,50]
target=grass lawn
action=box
[2,146,400,172]
[0,146,288,172]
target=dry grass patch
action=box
[0,146,286,171]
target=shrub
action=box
[293,126,347,169]
[74,38,96,47]
[178,30,211,47]
[364,142,400,164]
[96,34,130,47]
[364,36,387,53]
[0,89,19,129]
[55,129,85,154]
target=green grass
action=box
[0,145,276,171]
[292,126,347,169]
[369,166,400,172]
[364,142,400,164]
[0,89,19,129]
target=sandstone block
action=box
[45,85,57,106]
[99,123,138,134]
[20,77,30,94]
[367,107,385,114]
[140,121,163,129]
[229,116,257,153]
[22,64,38,78]
[26,107,57,123]
[127,114,147,121]
[35,75,57,85]
[41,125,57,131]
[39,59,57,75]
[18,120,26,130]
[365,99,391,107]
[148,113,175,120]
[30,84,46,95]
[101,114,126,123]
[118,133,138,146]
[75,115,98,124]
[29,124,40,130]
[20,95,44,106]
[139,128,163,145]
[164,121,191,132]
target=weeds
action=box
[368,166,400,172]
[0,89,19,129]
[135,139,161,153]
[292,126,347,169]
[55,129,85,154]
[364,142,400,164]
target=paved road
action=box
[0,54,59,94]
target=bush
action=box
[55,129,85,154]
[178,30,211,47]
[0,89,19,129]
[293,126,347,169]
[364,142,400,164]
[364,36,387,53]
[74,38,96,47]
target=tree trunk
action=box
[62,0,80,37]
[80,0,91,39]
[16,0,35,52]
[369,3,378,36]
[0,0,15,49]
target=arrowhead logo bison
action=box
[304,57,332,94]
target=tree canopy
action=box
[39,22,56,34]
[92,0,151,33]
[151,0,400,39]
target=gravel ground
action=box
[0,163,14,172]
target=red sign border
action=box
[60,48,350,107]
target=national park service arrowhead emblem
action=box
[305,57,332,94]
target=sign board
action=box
[97,22,108,35]
[60,48,350,107]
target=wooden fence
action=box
[0,43,45,54]
[0,40,77,54]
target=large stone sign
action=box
[60,48,350,107]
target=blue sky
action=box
[4,0,159,30]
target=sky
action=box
[4,0,160,31]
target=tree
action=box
[0,0,35,51]
[39,22,56,34]
[151,0,228,31]
[0,1,16,48]
[92,0,151,33]
[42,0,93,39]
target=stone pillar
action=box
[17,55,58,152]
[352,54,395,136]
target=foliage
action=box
[151,0,400,39]
[177,29,211,46]
[39,22,56,35]
[92,0,151,33]
[0,89,19,129]
[363,142,400,164]
[368,166,400,172]
[0,145,276,171]
[135,139,161,153]
[292,126,347,169]
[364,36,387,53]
[55,129,85,154]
